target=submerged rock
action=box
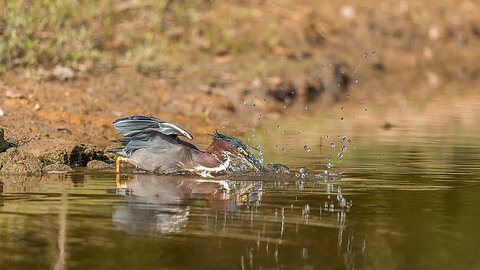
[266,163,291,174]
[42,164,73,174]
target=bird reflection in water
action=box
[112,174,262,235]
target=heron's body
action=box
[109,116,262,177]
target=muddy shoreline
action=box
[2,1,480,174]
[1,73,479,175]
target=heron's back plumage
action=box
[109,116,202,173]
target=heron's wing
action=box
[109,116,197,157]
[113,116,193,139]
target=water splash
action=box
[295,168,308,179]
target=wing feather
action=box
[113,116,193,139]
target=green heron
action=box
[110,116,264,177]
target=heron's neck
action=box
[206,140,233,158]
[191,150,224,168]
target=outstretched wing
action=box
[109,116,195,156]
[113,116,193,139]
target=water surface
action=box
[1,93,480,269]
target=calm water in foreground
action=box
[1,94,480,269]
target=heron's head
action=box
[209,131,264,171]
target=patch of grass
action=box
[0,0,284,72]
[0,0,105,68]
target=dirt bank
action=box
[1,1,480,174]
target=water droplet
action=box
[329,203,335,211]
[303,145,311,152]
[243,102,247,105]
[330,143,336,148]
[341,107,344,111]
[364,108,368,111]
[338,153,344,158]
[354,79,359,84]
[363,52,368,58]
[277,125,280,129]
[371,49,376,56]
[340,117,344,120]
[327,163,334,169]
[352,68,357,73]
[340,198,347,207]
[341,136,347,141]
[302,247,309,259]
[299,168,305,173]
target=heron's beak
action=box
[246,153,266,172]
[236,147,265,172]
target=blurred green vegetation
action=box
[1,0,103,70]
[0,0,276,73]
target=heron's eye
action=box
[236,147,248,156]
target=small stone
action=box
[42,164,73,174]
[340,5,356,19]
[57,128,72,135]
[428,25,442,41]
[87,160,111,170]
[52,65,75,81]
[5,89,23,99]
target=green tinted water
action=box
[1,97,480,269]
